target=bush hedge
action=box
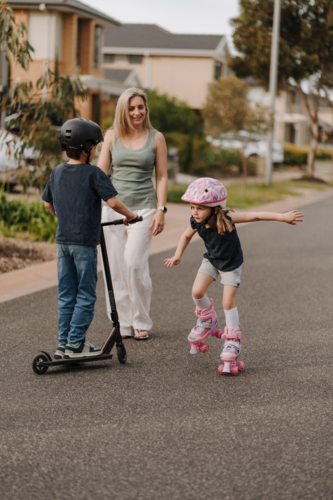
[0,194,57,241]
[283,142,333,165]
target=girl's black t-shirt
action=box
[190,213,244,272]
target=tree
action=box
[147,90,204,171]
[203,75,268,197]
[231,0,333,179]
[0,2,86,191]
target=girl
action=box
[98,88,168,340]
[164,178,304,375]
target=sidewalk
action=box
[1,186,333,304]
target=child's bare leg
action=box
[192,272,215,308]
[222,285,239,328]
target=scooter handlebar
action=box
[101,215,143,227]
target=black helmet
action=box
[59,118,104,152]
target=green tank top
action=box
[109,129,157,210]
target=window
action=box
[214,61,223,81]
[288,90,297,105]
[285,123,296,143]
[103,54,115,64]
[114,55,129,64]
[129,54,143,64]
[77,19,83,66]
[94,25,103,69]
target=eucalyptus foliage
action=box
[231,0,333,178]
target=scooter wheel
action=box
[199,343,209,353]
[117,343,127,364]
[32,354,49,375]
[237,361,244,371]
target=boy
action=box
[42,118,136,360]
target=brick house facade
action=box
[6,0,132,123]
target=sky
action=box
[81,0,240,37]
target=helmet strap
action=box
[83,147,92,164]
[198,207,215,226]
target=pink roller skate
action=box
[188,299,219,354]
[218,326,244,376]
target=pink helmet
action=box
[181,177,228,208]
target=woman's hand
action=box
[149,210,165,236]
[164,255,181,267]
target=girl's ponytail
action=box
[213,206,234,236]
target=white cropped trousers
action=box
[101,206,156,337]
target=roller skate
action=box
[188,299,219,354]
[218,326,244,376]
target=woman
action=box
[98,88,168,339]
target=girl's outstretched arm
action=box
[164,225,197,266]
[229,210,304,225]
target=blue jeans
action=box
[57,244,98,345]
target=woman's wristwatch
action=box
[158,206,167,213]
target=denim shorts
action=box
[198,258,242,287]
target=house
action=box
[102,23,231,110]
[246,79,333,146]
[6,0,138,122]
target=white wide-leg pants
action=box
[101,206,156,337]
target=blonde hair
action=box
[211,206,234,235]
[112,87,153,139]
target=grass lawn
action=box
[167,179,333,209]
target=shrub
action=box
[166,184,189,204]
[0,194,57,241]
[283,143,308,165]
[283,142,333,165]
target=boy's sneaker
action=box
[54,345,66,359]
[64,341,102,359]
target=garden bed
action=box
[0,236,56,274]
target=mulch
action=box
[0,236,57,274]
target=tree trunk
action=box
[307,120,319,178]
[241,153,247,198]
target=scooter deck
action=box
[39,353,113,368]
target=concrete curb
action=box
[1,187,332,304]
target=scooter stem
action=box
[102,325,121,354]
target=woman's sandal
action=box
[134,329,149,340]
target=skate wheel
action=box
[214,329,222,339]
[237,361,244,371]
[218,364,224,375]
[230,365,239,376]
[199,343,209,353]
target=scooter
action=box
[32,216,143,375]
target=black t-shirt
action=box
[190,213,243,272]
[42,163,118,247]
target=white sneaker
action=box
[64,341,102,359]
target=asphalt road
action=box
[1,196,333,500]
